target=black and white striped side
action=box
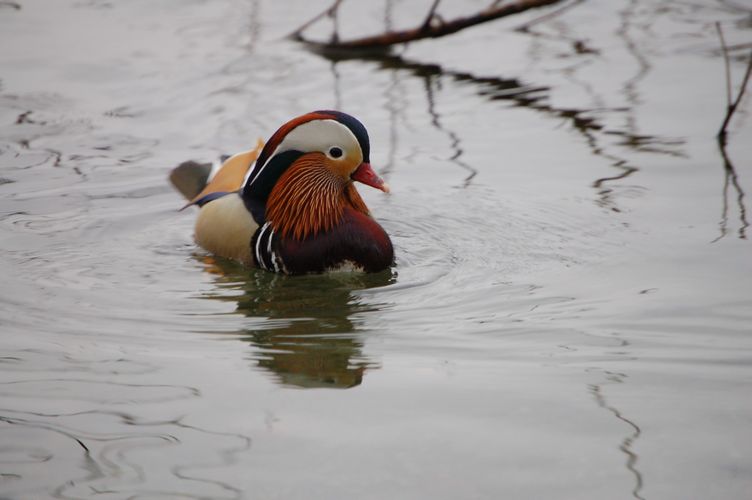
[251,222,286,273]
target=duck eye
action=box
[328,147,343,159]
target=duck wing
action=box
[168,138,264,207]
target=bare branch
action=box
[330,0,341,43]
[717,40,752,144]
[291,0,565,51]
[288,0,344,41]
[715,22,732,108]
[420,0,442,31]
[516,0,584,32]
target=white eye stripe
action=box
[248,119,361,189]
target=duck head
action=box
[239,111,393,274]
[242,110,389,240]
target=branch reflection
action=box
[713,138,749,241]
[588,367,645,500]
[311,48,682,209]
[199,257,394,389]
[422,73,478,187]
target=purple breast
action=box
[276,208,393,274]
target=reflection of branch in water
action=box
[589,370,645,500]
[711,22,751,241]
[590,0,652,210]
[515,0,598,56]
[553,65,642,209]
[516,0,584,32]
[612,2,686,160]
[713,140,749,241]
[422,74,477,187]
[592,163,639,212]
[312,28,691,208]
[715,23,752,145]
[617,0,650,136]
[518,0,686,209]
[322,51,660,201]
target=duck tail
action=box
[169,160,215,202]
[169,138,265,209]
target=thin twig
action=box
[287,0,344,41]
[718,49,752,143]
[420,0,442,31]
[715,22,732,107]
[716,23,752,143]
[714,22,751,241]
[330,0,341,43]
[516,0,584,32]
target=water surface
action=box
[1,0,751,499]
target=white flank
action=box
[194,193,258,265]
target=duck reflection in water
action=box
[198,256,394,389]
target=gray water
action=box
[1,0,751,499]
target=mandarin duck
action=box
[170,110,394,274]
